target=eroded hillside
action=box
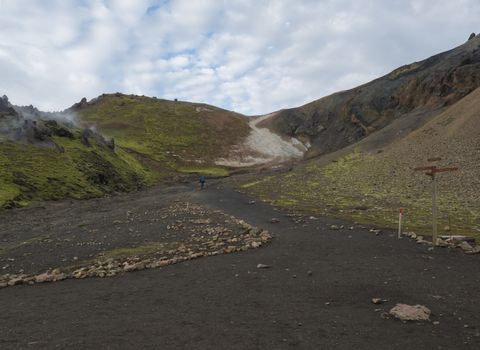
[239,88,480,238]
[260,34,480,158]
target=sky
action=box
[0,0,479,115]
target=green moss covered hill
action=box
[74,93,250,175]
[0,94,249,208]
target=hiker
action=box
[199,175,206,190]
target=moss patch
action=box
[178,166,229,177]
[240,148,480,240]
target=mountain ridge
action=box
[257,33,480,158]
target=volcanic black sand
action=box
[1,181,479,349]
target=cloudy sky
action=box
[0,0,479,115]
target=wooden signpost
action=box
[414,158,458,246]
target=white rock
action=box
[256,264,270,269]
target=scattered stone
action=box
[250,241,261,248]
[191,218,212,224]
[7,277,24,286]
[307,270,313,276]
[270,218,280,224]
[329,225,339,230]
[257,264,270,269]
[442,235,476,245]
[466,245,480,254]
[433,321,440,325]
[458,241,473,252]
[389,304,431,321]
[371,298,388,305]
[248,200,256,205]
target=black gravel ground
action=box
[1,183,479,349]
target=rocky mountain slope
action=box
[239,87,480,237]
[258,33,480,158]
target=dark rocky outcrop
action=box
[261,35,480,158]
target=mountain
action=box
[257,33,480,158]
[72,93,251,175]
[2,34,480,213]
[239,88,480,237]
[0,93,253,208]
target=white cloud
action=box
[0,0,479,114]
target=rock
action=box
[34,272,50,283]
[257,264,270,269]
[0,282,7,288]
[259,230,273,241]
[468,32,476,41]
[403,232,416,239]
[389,304,431,321]
[191,218,211,224]
[270,218,280,224]
[251,227,263,235]
[458,241,473,252]
[436,238,450,247]
[433,321,440,325]
[248,200,256,205]
[72,268,88,279]
[329,225,339,230]
[307,270,313,276]
[250,241,261,248]
[7,277,24,286]
[466,245,480,254]
[443,235,476,245]
[371,298,388,305]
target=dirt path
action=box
[1,183,479,349]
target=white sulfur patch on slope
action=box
[216,113,309,167]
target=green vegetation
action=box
[0,130,152,208]
[240,148,480,239]
[0,93,250,208]
[178,166,229,177]
[78,94,247,170]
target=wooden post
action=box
[398,208,403,239]
[432,174,438,245]
[414,159,458,247]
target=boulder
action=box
[389,304,431,321]
[458,241,473,252]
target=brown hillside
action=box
[240,88,480,236]
[260,34,480,158]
